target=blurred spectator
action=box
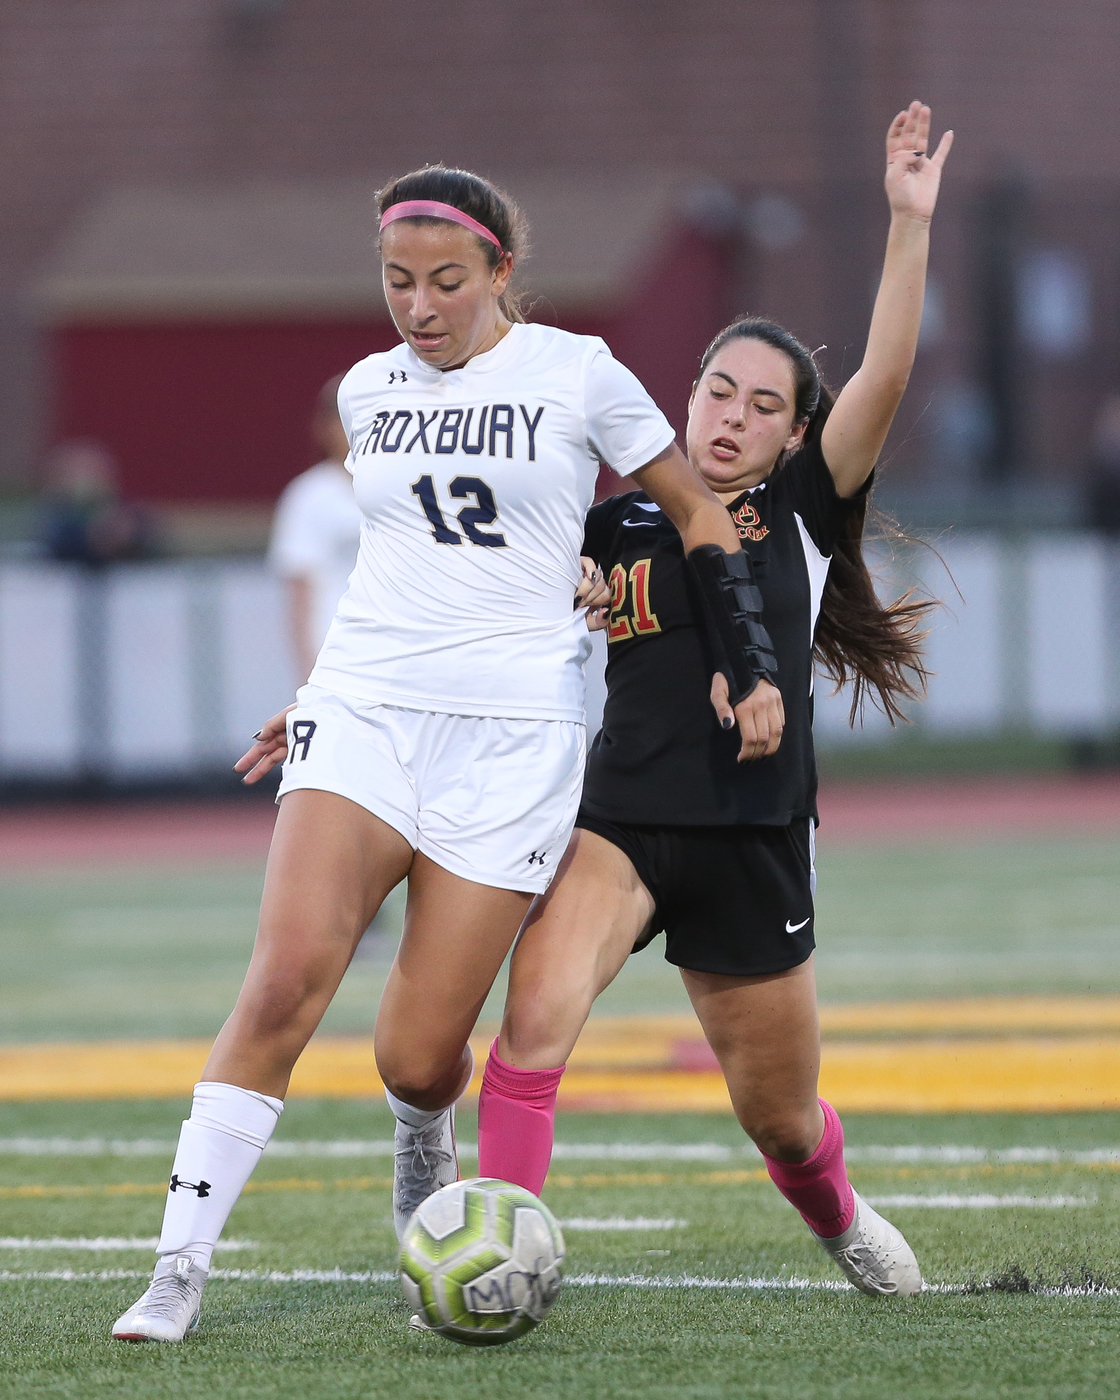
[1085,393,1120,533]
[39,440,155,564]
[268,375,362,685]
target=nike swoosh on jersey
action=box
[621,519,658,527]
[785,917,811,933]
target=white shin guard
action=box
[156,1081,283,1270]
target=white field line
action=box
[0,1237,257,1251]
[0,1267,1117,1297]
[865,1195,1094,1209]
[3,1139,1120,1164]
[0,1226,691,1246]
[560,1218,688,1231]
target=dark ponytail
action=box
[699,317,934,725]
[376,165,529,323]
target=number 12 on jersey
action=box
[607,559,660,642]
[410,474,507,548]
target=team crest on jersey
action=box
[733,501,769,542]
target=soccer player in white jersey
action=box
[112,166,784,1342]
[268,375,363,684]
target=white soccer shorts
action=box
[276,686,585,894]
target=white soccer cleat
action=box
[112,1254,208,1342]
[812,1190,923,1296]
[392,1107,459,1241]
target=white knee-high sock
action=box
[156,1081,283,1270]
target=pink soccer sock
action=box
[761,1099,855,1238]
[477,1039,565,1196]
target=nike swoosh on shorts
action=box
[785,917,811,933]
[621,520,657,527]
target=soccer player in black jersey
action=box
[477,103,953,1298]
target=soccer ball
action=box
[399,1177,566,1346]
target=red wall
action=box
[50,230,732,504]
[52,320,402,503]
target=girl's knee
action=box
[378,1046,470,1110]
[500,1005,581,1070]
[739,1103,822,1163]
[228,980,328,1056]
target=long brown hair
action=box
[699,318,934,725]
[376,165,529,324]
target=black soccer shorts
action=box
[573,814,816,977]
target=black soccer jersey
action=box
[579,438,867,826]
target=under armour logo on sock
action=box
[526,851,547,866]
[169,1174,212,1197]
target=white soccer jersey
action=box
[310,322,675,722]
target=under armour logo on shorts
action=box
[169,1175,212,1198]
[526,851,547,866]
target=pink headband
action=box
[379,200,505,252]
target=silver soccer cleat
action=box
[111,1254,208,1342]
[813,1190,923,1296]
[392,1107,458,1241]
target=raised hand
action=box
[884,101,953,224]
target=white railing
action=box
[0,560,295,780]
[811,531,1120,743]
[2,532,1118,779]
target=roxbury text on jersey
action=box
[355,406,547,460]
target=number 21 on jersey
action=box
[607,559,660,642]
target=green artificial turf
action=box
[2,836,1118,1044]
[2,834,1118,1394]
[1,1102,1119,1398]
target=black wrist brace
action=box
[686,544,778,705]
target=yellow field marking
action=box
[488,999,1120,1071]
[242,1176,392,1194]
[557,1037,1120,1113]
[862,1162,1120,1179]
[818,997,1120,1036]
[0,1177,392,1200]
[5,1006,1120,1110]
[544,1169,771,1189]
[4,1162,1118,1202]
[0,1183,166,1199]
[0,1170,783,1199]
[818,1036,1120,1113]
[0,1039,385,1102]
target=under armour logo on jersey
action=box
[526,850,547,866]
[288,720,317,762]
[388,371,408,384]
[169,1175,212,1198]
